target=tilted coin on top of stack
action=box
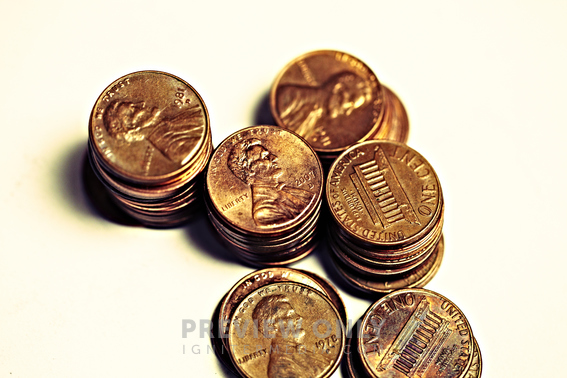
[346,288,482,378]
[270,50,409,168]
[325,140,445,294]
[87,70,212,227]
[205,125,323,266]
[211,268,346,378]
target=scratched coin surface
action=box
[206,125,323,235]
[228,282,345,378]
[358,288,474,378]
[89,70,209,185]
[326,140,442,248]
[270,50,384,154]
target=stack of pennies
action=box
[211,268,347,378]
[346,288,482,377]
[325,139,444,294]
[204,125,323,266]
[87,70,212,227]
[270,50,409,168]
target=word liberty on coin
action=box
[205,126,323,266]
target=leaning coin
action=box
[462,339,482,378]
[228,282,345,378]
[327,140,443,249]
[358,288,474,378]
[270,50,385,156]
[89,70,209,186]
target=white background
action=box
[1,1,566,377]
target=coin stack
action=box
[211,268,346,378]
[87,71,212,227]
[325,140,444,294]
[346,288,482,378]
[270,50,409,168]
[204,125,324,266]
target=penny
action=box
[89,71,210,185]
[228,282,345,378]
[205,125,323,265]
[357,288,474,378]
[87,71,212,227]
[326,140,443,249]
[207,125,323,235]
[270,50,385,155]
[218,268,347,351]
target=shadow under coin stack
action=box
[270,50,409,168]
[87,71,212,227]
[211,268,346,378]
[346,288,482,378]
[205,126,323,266]
[326,140,444,294]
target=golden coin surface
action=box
[270,50,384,153]
[228,282,345,378]
[462,339,482,378]
[206,126,323,235]
[327,140,442,248]
[89,71,209,185]
[358,288,474,378]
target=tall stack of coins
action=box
[270,50,409,167]
[325,140,444,294]
[87,71,212,227]
[346,288,482,377]
[205,126,323,265]
[211,268,346,378]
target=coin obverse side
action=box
[207,126,323,234]
[358,289,474,378]
[89,71,209,184]
[228,282,345,378]
[326,140,442,248]
[270,50,384,153]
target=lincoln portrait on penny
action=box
[227,138,314,227]
[103,99,204,165]
[276,71,373,143]
[252,294,329,378]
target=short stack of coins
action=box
[325,140,444,294]
[270,50,409,168]
[346,288,482,377]
[87,71,212,227]
[211,268,347,378]
[205,125,323,266]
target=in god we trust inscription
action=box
[327,140,442,249]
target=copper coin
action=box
[270,50,385,155]
[206,125,323,236]
[358,288,474,378]
[219,268,347,347]
[89,70,210,185]
[228,282,345,378]
[327,140,443,249]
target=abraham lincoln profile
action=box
[103,99,204,165]
[252,295,329,378]
[276,71,373,142]
[227,138,313,227]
